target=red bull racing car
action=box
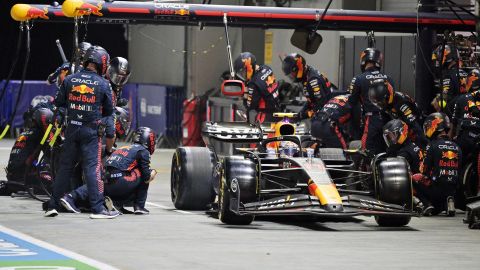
[170,115,417,227]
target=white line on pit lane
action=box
[145,202,193,214]
[0,224,120,270]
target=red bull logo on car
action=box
[175,9,190,16]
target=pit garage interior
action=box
[1,0,480,269]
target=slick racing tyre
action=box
[374,157,413,227]
[456,161,480,211]
[463,161,480,198]
[219,156,257,225]
[171,147,215,210]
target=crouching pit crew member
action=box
[6,108,54,192]
[413,113,461,216]
[382,119,423,174]
[45,45,119,219]
[60,127,157,215]
[368,78,428,148]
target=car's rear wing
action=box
[202,122,263,143]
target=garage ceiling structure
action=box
[10,0,476,32]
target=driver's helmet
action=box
[383,119,408,147]
[279,140,299,157]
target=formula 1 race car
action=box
[170,114,417,227]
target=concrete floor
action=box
[0,139,479,270]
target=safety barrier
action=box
[0,81,56,136]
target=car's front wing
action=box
[230,194,418,218]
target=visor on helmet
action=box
[383,129,400,147]
[369,88,387,109]
[110,72,130,86]
[236,67,247,82]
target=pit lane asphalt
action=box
[0,139,479,270]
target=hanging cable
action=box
[416,0,436,78]
[0,21,32,140]
[0,23,24,103]
[82,14,91,43]
[71,16,80,73]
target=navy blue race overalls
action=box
[297,66,333,120]
[416,137,462,211]
[245,65,280,123]
[385,92,428,148]
[311,95,352,149]
[6,128,44,186]
[48,69,113,213]
[71,144,153,208]
[348,67,394,154]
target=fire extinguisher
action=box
[182,97,204,146]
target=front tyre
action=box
[219,156,257,225]
[374,157,412,227]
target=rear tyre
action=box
[374,157,412,227]
[457,161,480,211]
[170,147,215,210]
[463,161,480,198]
[219,156,257,225]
